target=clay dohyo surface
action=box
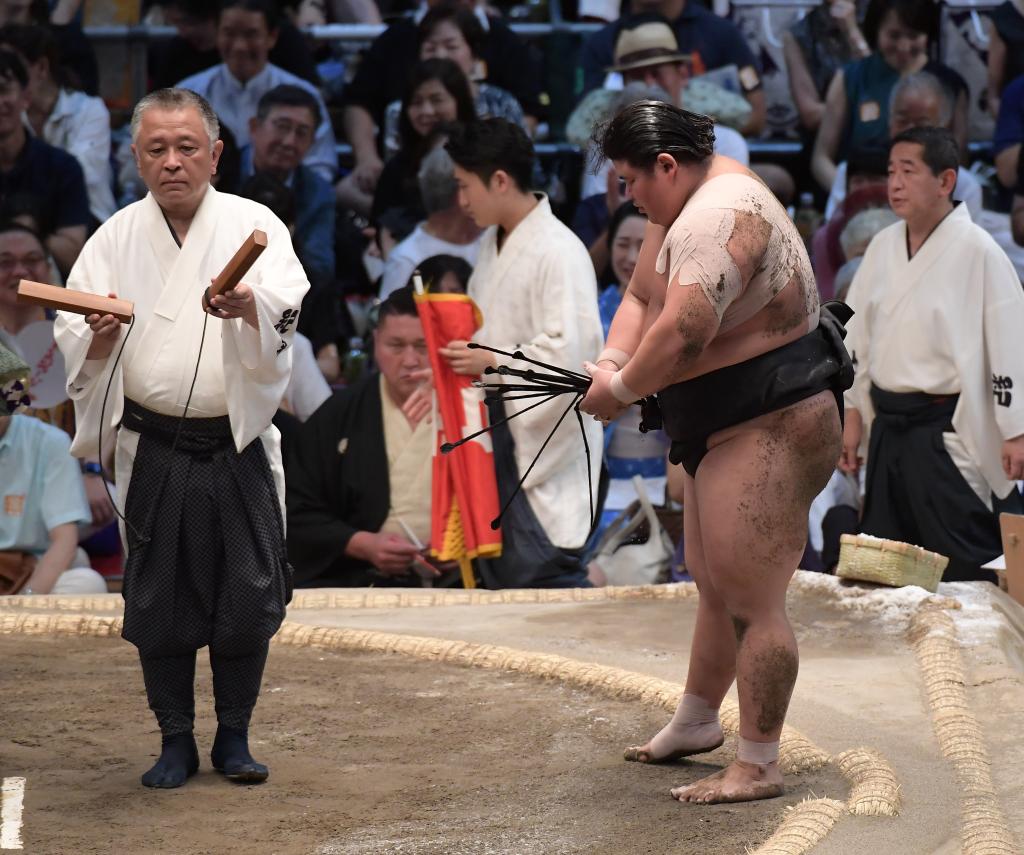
[2,636,845,855]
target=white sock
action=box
[737,737,780,766]
[647,693,723,758]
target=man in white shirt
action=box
[54,89,308,789]
[841,126,1024,582]
[177,0,336,182]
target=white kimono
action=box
[54,186,309,517]
[469,194,604,549]
[844,203,1024,502]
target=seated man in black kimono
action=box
[286,287,437,586]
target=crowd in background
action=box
[3,0,1024,593]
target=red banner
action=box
[414,292,502,587]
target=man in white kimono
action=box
[443,119,604,588]
[54,89,308,788]
[841,126,1024,582]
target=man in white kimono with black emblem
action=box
[841,126,1024,582]
[442,119,603,588]
[54,89,308,788]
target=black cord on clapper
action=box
[96,310,210,550]
[441,343,598,533]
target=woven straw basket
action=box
[836,534,949,593]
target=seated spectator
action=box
[176,0,336,182]
[0,23,115,224]
[812,0,969,192]
[783,0,870,134]
[243,84,335,283]
[994,73,1024,191]
[0,221,114,528]
[833,206,900,300]
[578,0,765,135]
[0,0,97,95]
[381,5,525,158]
[0,50,87,276]
[825,72,983,219]
[293,0,380,26]
[380,143,480,298]
[597,201,645,336]
[286,286,436,587]
[411,252,471,293]
[339,0,544,206]
[369,61,476,224]
[987,0,1024,117]
[0,411,108,595]
[151,0,321,90]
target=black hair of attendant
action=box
[238,172,296,227]
[889,126,959,195]
[377,285,419,322]
[411,253,473,294]
[862,0,939,48]
[398,58,476,153]
[0,47,28,89]
[216,0,281,30]
[213,121,242,195]
[596,100,714,172]
[444,118,535,192]
[256,83,322,126]
[417,3,486,58]
[606,200,643,250]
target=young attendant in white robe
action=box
[54,185,308,520]
[469,193,604,568]
[844,202,1024,578]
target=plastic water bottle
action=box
[343,337,367,385]
[793,192,823,243]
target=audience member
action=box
[293,0,381,25]
[340,0,544,204]
[825,72,982,218]
[987,0,1024,116]
[597,201,645,335]
[411,252,471,293]
[286,286,437,587]
[0,412,107,595]
[812,0,968,191]
[0,49,88,276]
[380,143,480,298]
[784,0,870,134]
[242,84,335,283]
[994,73,1024,190]
[151,0,321,89]
[381,5,525,158]
[578,0,765,135]
[176,0,336,181]
[0,23,115,224]
[833,205,899,299]
[369,60,475,224]
[442,119,603,588]
[0,0,97,94]
[841,127,1024,583]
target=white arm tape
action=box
[610,370,640,405]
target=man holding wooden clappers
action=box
[54,89,309,790]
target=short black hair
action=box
[160,0,217,20]
[846,146,889,190]
[889,126,958,194]
[0,23,58,71]
[377,285,419,323]
[239,172,296,226]
[0,48,27,89]
[417,4,485,59]
[255,84,321,125]
[862,0,938,48]
[597,100,714,171]
[0,219,45,247]
[217,0,280,31]
[398,58,475,152]
[411,254,472,294]
[445,118,535,192]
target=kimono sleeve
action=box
[981,243,1024,440]
[840,244,875,416]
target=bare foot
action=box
[623,720,724,764]
[670,759,784,804]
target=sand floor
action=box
[2,573,1023,854]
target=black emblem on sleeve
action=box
[274,309,299,335]
[277,340,289,355]
[993,374,1013,408]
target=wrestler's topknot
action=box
[596,100,715,171]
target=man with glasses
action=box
[244,85,335,283]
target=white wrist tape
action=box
[597,347,631,370]
[610,370,640,405]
